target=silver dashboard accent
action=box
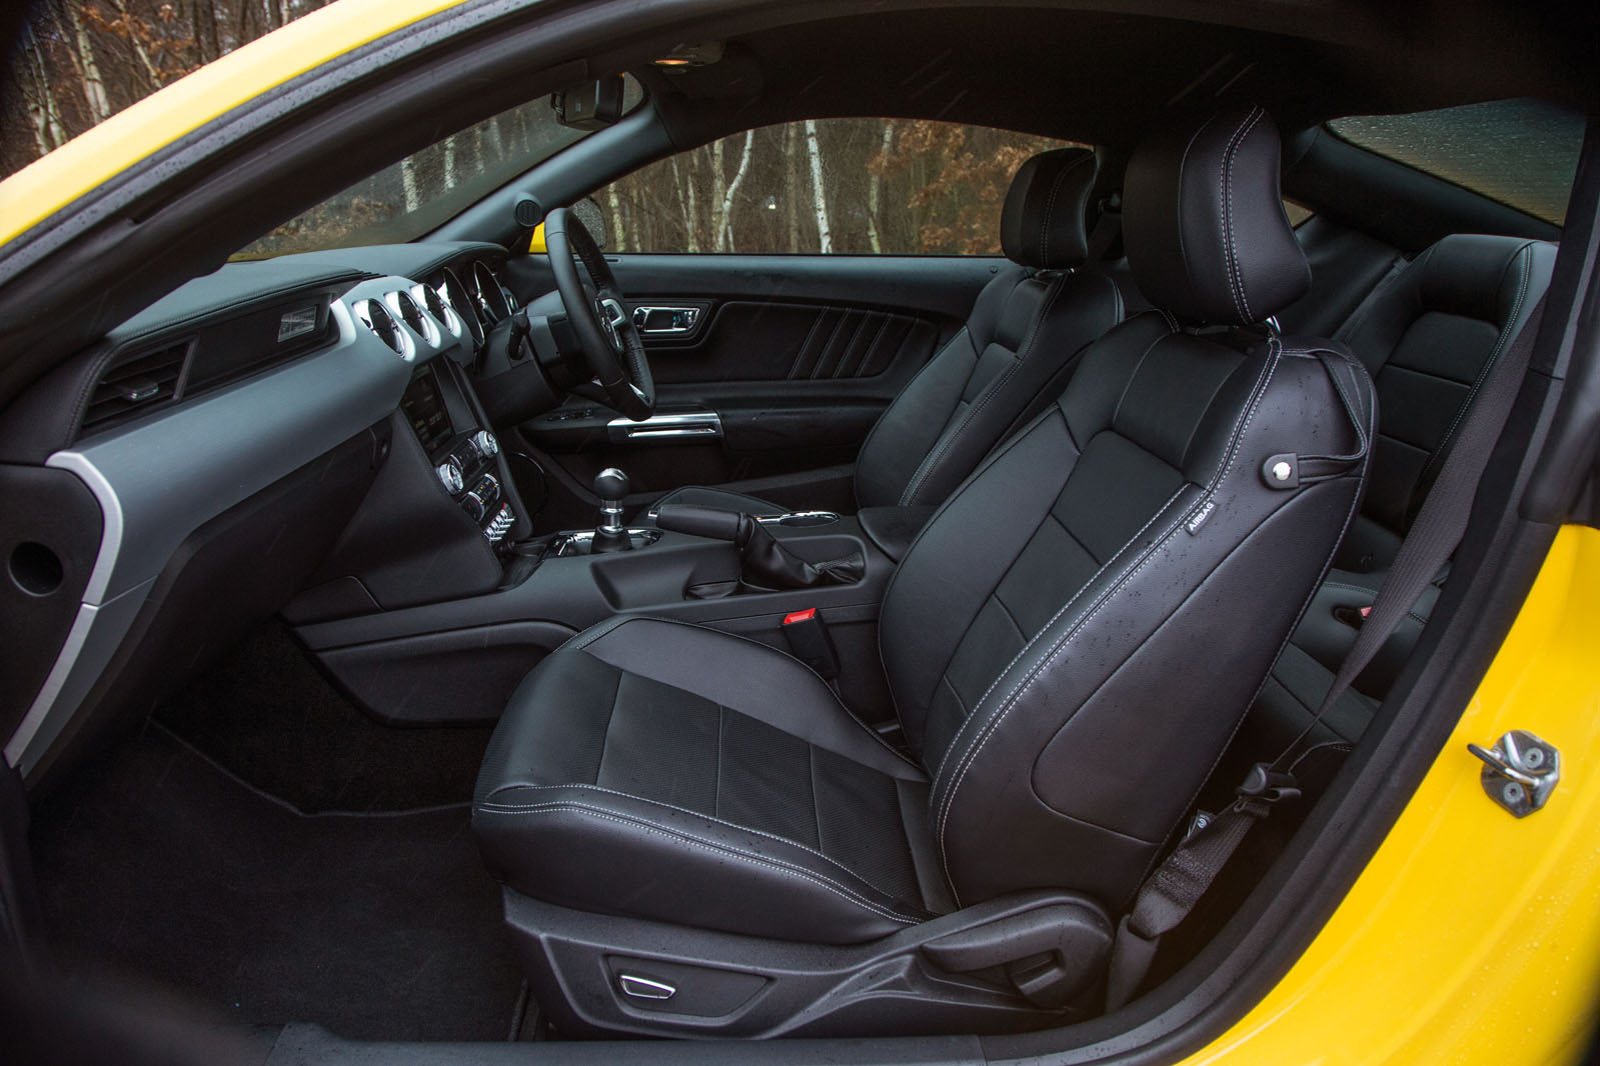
[354,298,414,361]
[5,279,416,777]
[413,282,461,339]
[436,459,465,494]
[386,289,440,349]
[607,410,722,444]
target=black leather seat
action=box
[473,103,1375,1037]
[1245,233,1556,754]
[652,147,1124,515]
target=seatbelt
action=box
[1084,194,1122,265]
[1103,296,1548,1011]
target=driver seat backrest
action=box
[654,149,1124,516]
[880,102,1375,910]
[853,148,1126,509]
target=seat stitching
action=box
[1111,318,1178,431]
[934,347,1282,900]
[1037,152,1093,267]
[928,480,1188,789]
[898,272,1071,505]
[858,322,976,508]
[1219,107,1265,323]
[486,781,918,901]
[476,801,922,924]
[587,617,922,772]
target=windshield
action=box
[232,76,643,259]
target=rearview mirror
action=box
[552,77,625,130]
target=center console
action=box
[402,365,516,543]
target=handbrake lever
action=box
[654,504,862,590]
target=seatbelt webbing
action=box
[1084,196,1122,264]
[1103,296,1548,1011]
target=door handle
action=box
[632,305,702,334]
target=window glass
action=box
[599,119,1079,254]
[232,77,644,259]
[1328,99,1582,225]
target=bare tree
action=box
[715,129,754,252]
[63,3,113,123]
[802,119,832,253]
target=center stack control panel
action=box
[400,365,516,543]
[434,429,515,542]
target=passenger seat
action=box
[1245,233,1557,754]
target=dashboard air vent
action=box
[80,341,190,436]
[355,299,412,360]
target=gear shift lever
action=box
[591,468,631,552]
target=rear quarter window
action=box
[1328,99,1582,225]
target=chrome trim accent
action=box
[631,305,701,334]
[553,528,661,556]
[607,410,722,444]
[617,974,676,1001]
[386,289,439,349]
[756,510,840,527]
[1468,730,1561,817]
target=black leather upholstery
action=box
[474,616,942,944]
[999,147,1098,270]
[1246,234,1557,753]
[476,107,1372,953]
[653,148,1123,516]
[1123,102,1311,325]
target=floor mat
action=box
[30,724,525,1042]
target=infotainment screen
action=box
[400,367,453,454]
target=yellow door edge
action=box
[1182,523,1600,1065]
[0,0,471,249]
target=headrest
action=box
[1000,147,1098,270]
[1122,103,1310,325]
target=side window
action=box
[599,119,1077,255]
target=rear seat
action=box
[1242,232,1557,755]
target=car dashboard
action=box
[1,240,529,784]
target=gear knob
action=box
[594,468,630,505]
[591,468,631,552]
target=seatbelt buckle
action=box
[1235,762,1301,816]
[781,608,841,680]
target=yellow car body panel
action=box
[0,0,469,247]
[1,4,1596,1061]
[1182,523,1600,1066]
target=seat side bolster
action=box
[473,787,927,945]
[898,270,1125,507]
[580,616,924,780]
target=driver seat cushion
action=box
[472,615,946,945]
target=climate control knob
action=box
[436,459,465,494]
[471,430,500,458]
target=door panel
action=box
[502,253,1003,516]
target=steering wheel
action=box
[544,206,655,421]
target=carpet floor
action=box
[29,723,525,1042]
